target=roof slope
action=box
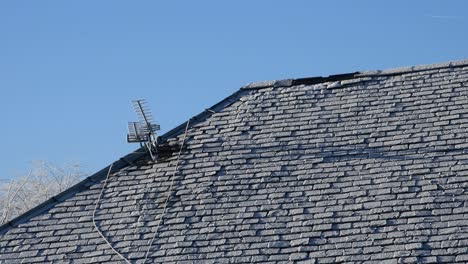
[1,60,468,263]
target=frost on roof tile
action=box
[1,59,468,263]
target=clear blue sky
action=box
[1,1,467,179]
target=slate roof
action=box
[1,60,468,263]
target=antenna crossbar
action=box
[127,99,160,159]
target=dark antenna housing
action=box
[127,99,160,160]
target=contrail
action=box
[427,15,463,20]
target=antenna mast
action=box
[127,99,160,160]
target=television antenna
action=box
[127,99,160,160]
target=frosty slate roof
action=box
[1,60,468,263]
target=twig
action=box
[1,170,32,224]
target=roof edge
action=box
[158,88,249,143]
[240,73,360,90]
[0,150,146,235]
[0,88,250,236]
[358,58,468,77]
[241,58,468,90]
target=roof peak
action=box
[241,58,468,90]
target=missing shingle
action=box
[155,143,183,161]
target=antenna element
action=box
[127,99,160,160]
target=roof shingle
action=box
[1,59,468,263]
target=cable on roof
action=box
[143,118,191,263]
[92,163,132,264]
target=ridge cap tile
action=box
[241,58,468,90]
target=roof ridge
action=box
[358,58,468,76]
[241,58,468,90]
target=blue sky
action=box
[1,1,467,178]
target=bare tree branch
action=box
[1,170,32,224]
[0,161,86,223]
